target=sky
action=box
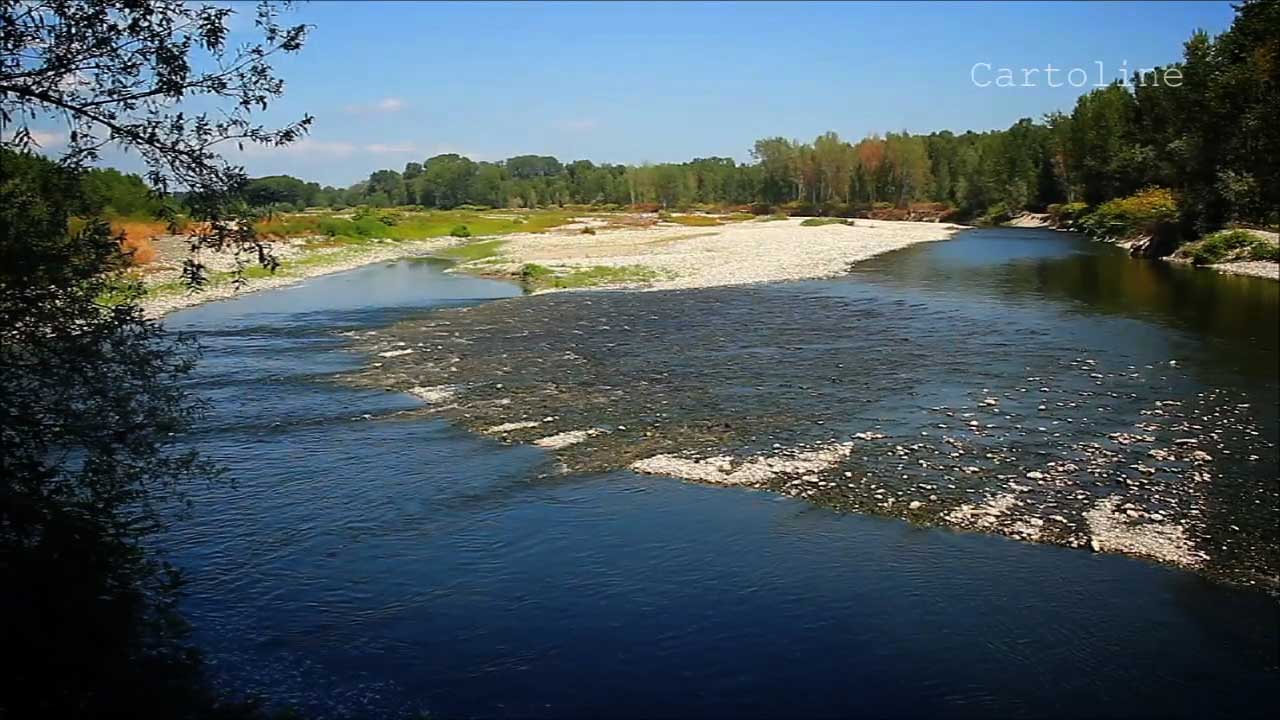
[46,0,1240,187]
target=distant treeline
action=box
[245,1,1273,236]
[95,0,1278,238]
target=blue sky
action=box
[86,1,1239,186]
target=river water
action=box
[163,229,1278,718]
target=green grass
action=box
[799,217,855,227]
[257,208,573,243]
[1188,229,1279,265]
[519,263,665,290]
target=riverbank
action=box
[1002,212,1280,281]
[140,214,965,316]
[138,236,455,317]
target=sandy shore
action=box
[139,237,453,317]
[140,216,966,317]
[481,217,966,291]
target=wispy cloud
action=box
[343,97,405,114]
[1,128,65,148]
[556,117,598,132]
[239,139,358,157]
[235,138,423,158]
[366,142,417,154]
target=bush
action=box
[1189,229,1278,265]
[799,217,855,227]
[1081,188,1178,239]
[520,263,553,284]
[1048,202,1090,229]
[352,216,391,238]
[118,232,157,265]
[780,200,820,217]
[449,224,471,238]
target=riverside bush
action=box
[1080,188,1178,239]
[1190,229,1278,265]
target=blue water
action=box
[162,239,1279,718]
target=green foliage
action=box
[1080,187,1179,238]
[449,224,472,238]
[1,148,263,717]
[1188,229,1279,265]
[518,263,664,290]
[256,208,573,243]
[799,217,855,227]
[1,0,315,713]
[1048,202,1091,229]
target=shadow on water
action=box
[851,228,1279,380]
[162,240,1279,718]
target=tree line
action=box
[243,1,1275,237]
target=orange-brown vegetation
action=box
[112,220,165,265]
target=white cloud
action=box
[366,142,417,154]
[556,117,598,132]
[234,138,428,158]
[1,128,65,148]
[236,139,357,157]
[343,97,405,114]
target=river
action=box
[162,228,1279,718]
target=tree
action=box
[1,0,312,285]
[418,153,477,208]
[242,174,312,209]
[1,2,310,715]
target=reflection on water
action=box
[851,230,1278,379]
[163,237,1279,718]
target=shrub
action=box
[1048,202,1090,229]
[449,224,471,238]
[799,217,855,227]
[316,217,354,237]
[110,221,166,265]
[1251,243,1280,261]
[520,263,553,284]
[119,233,157,265]
[352,216,391,238]
[1189,229,1277,265]
[1081,187,1178,239]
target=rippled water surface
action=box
[163,234,1279,718]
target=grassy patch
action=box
[799,217,855,227]
[1187,229,1279,265]
[256,208,573,242]
[519,263,665,290]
